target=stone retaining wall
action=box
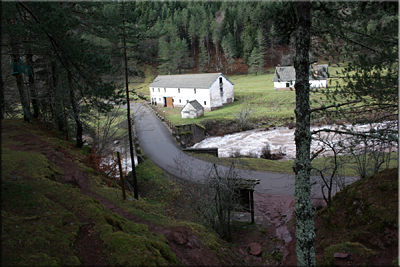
[182,147,218,157]
[176,124,206,147]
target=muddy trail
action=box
[3,120,304,266]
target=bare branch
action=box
[311,100,360,113]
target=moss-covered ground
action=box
[1,118,243,266]
[3,115,397,266]
[1,120,179,266]
[314,168,398,266]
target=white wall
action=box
[149,74,234,111]
[149,86,165,105]
[149,86,211,109]
[173,87,210,109]
[274,81,294,91]
[209,75,234,109]
[310,80,327,88]
[181,104,204,119]
[274,80,327,91]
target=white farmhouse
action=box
[149,73,234,111]
[181,100,204,119]
[273,63,328,91]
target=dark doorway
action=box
[164,97,173,108]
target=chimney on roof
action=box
[313,63,318,76]
[277,64,281,73]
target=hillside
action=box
[1,118,247,266]
[2,118,398,266]
[314,167,398,266]
[282,168,399,266]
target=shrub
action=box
[260,144,272,159]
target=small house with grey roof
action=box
[273,63,328,91]
[181,100,204,119]
[149,73,234,111]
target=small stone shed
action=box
[181,100,204,119]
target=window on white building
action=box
[194,88,196,94]
[158,88,160,92]
[286,83,290,87]
[152,88,154,92]
[164,88,166,92]
[186,100,189,103]
[179,99,181,103]
[178,88,180,93]
[159,98,161,101]
[204,101,206,105]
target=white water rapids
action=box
[190,122,396,160]
[101,121,396,176]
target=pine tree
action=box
[174,38,191,74]
[310,1,398,140]
[197,42,208,73]
[292,2,315,265]
[158,41,174,75]
[248,48,263,75]
[221,33,236,73]
[268,1,398,264]
[2,2,123,147]
[188,14,198,56]
[248,29,266,75]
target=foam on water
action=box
[191,122,396,160]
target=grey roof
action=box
[149,73,234,89]
[185,100,204,111]
[273,64,328,82]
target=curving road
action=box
[131,103,357,197]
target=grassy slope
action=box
[142,63,349,126]
[149,70,297,126]
[185,151,398,176]
[1,119,239,266]
[314,168,398,266]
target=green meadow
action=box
[132,64,348,127]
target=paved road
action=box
[131,103,357,197]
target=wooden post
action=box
[250,189,254,224]
[116,152,126,200]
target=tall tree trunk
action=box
[193,38,196,56]
[206,35,211,64]
[8,16,31,122]
[68,69,83,148]
[122,0,139,199]
[1,77,4,119]
[215,44,219,72]
[293,2,315,266]
[51,61,68,133]
[13,58,31,122]
[51,61,65,132]
[27,52,40,119]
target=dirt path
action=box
[4,122,227,265]
[4,121,308,265]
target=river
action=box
[190,122,396,160]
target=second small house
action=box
[181,100,204,119]
[273,63,329,91]
[149,73,234,111]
